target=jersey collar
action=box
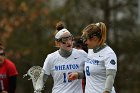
[93,44,107,53]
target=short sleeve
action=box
[43,54,51,75]
[104,52,117,70]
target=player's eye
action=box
[59,36,73,44]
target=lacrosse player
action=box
[35,21,87,93]
[0,43,18,93]
[68,22,117,93]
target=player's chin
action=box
[66,46,72,51]
[68,48,73,51]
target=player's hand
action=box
[1,91,8,93]
[67,72,78,80]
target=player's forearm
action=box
[77,71,85,79]
[104,69,116,93]
[8,75,17,93]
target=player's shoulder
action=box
[46,50,59,58]
[4,58,16,68]
[102,45,117,57]
[4,58,14,64]
[73,48,88,57]
[101,45,113,53]
[44,51,59,64]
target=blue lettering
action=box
[86,59,99,65]
[69,64,72,69]
[66,65,70,70]
[62,65,65,70]
[55,64,79,71]
[55,66,58,71]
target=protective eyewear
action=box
[58,36,73,44]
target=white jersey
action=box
[85,45,117,93]
[43,48,87,93]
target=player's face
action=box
[83,36,98,49]
[59,32,73,51]
[0,50,5,65]
[86,36,98,49]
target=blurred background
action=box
[0,0,140,93]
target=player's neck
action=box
[93,43,106,53]
[59,48,72,58]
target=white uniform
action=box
[85,45,117,93]
[43,48,87,93]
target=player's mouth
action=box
[67,44,72,47]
